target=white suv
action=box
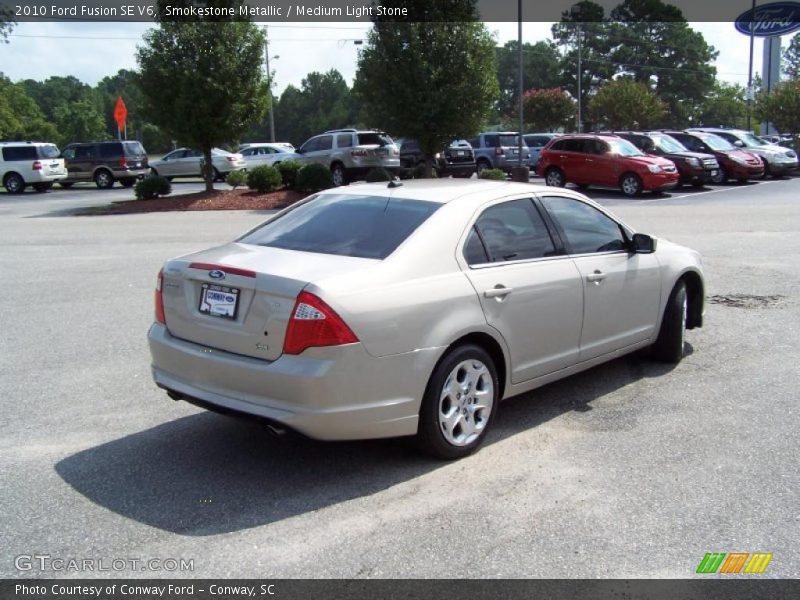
[295,129,400,186]
[1,142,67,193]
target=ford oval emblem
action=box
[735,1,800,36]
[209,270,226,280]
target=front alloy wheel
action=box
[710,167,727,184]
[620,173,643,197]
[416,344,499,459]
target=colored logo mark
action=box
[696,552,773,574]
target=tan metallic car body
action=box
[149,180,704,458]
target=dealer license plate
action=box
[199,283,239,320]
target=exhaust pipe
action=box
[264,422,287,437]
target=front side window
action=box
[541,196,627,254]
[469,199,556,264]
[74,145,95,159]
[299,138,319,153]
[239,194,441,260]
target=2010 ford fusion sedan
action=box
[148,180,704,459]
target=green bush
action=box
[295,163,333,193]
[413,163,438,179]
[134,175,171,200]
[277,160,302,188]
[478,168,507,181]
[247,165,282,193]
[397,167,416,180]
[225,169,248,189]
[365,167,393,182]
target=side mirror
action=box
[631,233,657,254]
[733,140,744,148]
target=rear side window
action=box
[336,134,353,148]
[123,141,146,156]
[563,139,586,153]
[2,146,37,161]
[470,199,556,264]
[541,196,627,254]
[99,143,122,159]
[357,133,393,147]
[239,194,441,259]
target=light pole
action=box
[264,26,279,142]
[746,0,756,130]
[571,4,583,133]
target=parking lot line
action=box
[636,179,784,203]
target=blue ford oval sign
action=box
[209,270,226,280]
[735,1,800,36]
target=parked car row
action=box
[536,128,798,197]
[150,148,246,181]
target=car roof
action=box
[0,141,56,146]
[316,179,571,205]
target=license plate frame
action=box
[198,283,240,320]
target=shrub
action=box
[365,167,393,182]
[277,160,302,188]
[295,163,333,193]
[247,165,282,193]
[397,167,416,180]
[134,175,171,200]
[226,169,248,189]
[478,168,506,181]
[413,163,438,179]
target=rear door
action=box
[539,195,661,360]
[462,198,583,383]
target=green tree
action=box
[695,82,747,129]
[495,40,562,118]
[522,88,575,132]
[552,0,616,128]
[22,76,101,125]
[0,5,15,42]
[783,33,800,80]
[607,0,717,128]
[53,99,107,146]
[755,80,800,134]
[354,0,498,176]
[137,1,269,191]
[588,78,665,129]
[0,74,58,140]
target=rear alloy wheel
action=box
[32,183,53,193]
[710,167,727,184]
[476,159,491,174]
[545,167,566,187]
[416,344,499,459]
[94,170,114,189]
[651,282,687,364]
[620,173,643,197]
[331,164,346,187]
[4,173,25,194]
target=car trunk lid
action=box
[160,243,374,361]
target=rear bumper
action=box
[148,324,439,441]
[439,162,476,177]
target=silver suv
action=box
[467,132,531,174]
[295,129,400,186]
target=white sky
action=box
[0,21,791,92]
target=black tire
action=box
[94,169,114,189]
[691,180,705,188]
[710,167,727,184]
[416,344,499,460]
[212,167,222,182]
[4,172,25,194]
[330,163,347,186]
[620,172,643,197]
[120,178,136,188]
[32,183,53,193]
[476,159,491,174]
[651,282,687,364]
[544,167,566,187]
[59,181,74,189]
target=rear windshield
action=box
[239,194,440,259]
[123,141,146,156]
[497,135,521,147]
[357,133,394,147]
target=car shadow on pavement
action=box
[55,351,682,536]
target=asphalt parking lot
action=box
[1,176,798,578]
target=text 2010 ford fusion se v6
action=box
[148,180,704,459]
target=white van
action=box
[1,142,67,193]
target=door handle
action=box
[484,285,513,298]
[586,270,606,284]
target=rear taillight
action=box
[226,156,238,162]
[118,158,128,168]
[155,269,166,325]
[32,161,42,171]
[283,291,358,355]
[495,147,504,156]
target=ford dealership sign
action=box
[735,1,800,36]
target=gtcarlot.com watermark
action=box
[15,554,194,573]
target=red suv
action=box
[537,134,680,196]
